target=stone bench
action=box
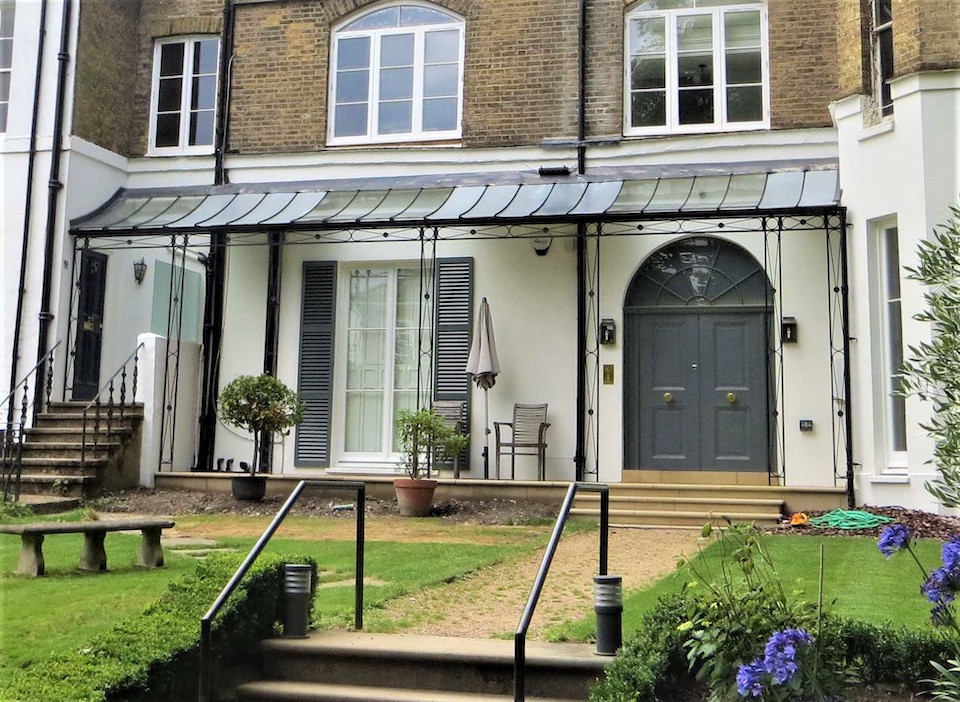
[0,518,175,577]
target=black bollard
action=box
[594,574,623,656]
[283,563,312,638]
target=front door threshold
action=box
[623,469,778,486]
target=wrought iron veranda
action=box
[1,341,61,501]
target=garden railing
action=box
[1,340,61,501]
[80,342,143,467]
[514,482,609,701]
[198,479,366,702]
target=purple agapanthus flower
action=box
[762,628,814,685]
[736,659,766,698]
[878,524,912,558]
[942,538,960,574]
[922,566,956,606]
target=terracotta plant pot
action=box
[393,478,438,517]
[232,476,267,501]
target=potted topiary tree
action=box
[218,374,305,501]
[394,407,458,516]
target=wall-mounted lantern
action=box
[599,318,616,345]
[133,258,148,285]
[781,316,798,343]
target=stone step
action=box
[246,632,606,701]
[570,507,783,528]
[16,457,108,469]
[33,414,140,431]
[15,473,97,498]
[45,401,144,417]
[25,427,133,443]
[17,442,115,460]
[237,681,572,702]
[574,493,784,513]
[14,494,83,515]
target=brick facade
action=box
[77,0,956,158]
[836,0,871,98]
[895,0,960,76]
[73,0,142,154]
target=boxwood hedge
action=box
[3,552,318,702]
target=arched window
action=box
[330,4,464,145]
[625,0,768,135]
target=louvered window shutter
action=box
[434,257,473,469]
[296,262,336,467]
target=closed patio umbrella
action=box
[466,297,500,478]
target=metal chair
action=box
[494,403,550,480]
[431,400,468,478]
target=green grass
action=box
[545,534,944,642]
[0,514,551,683]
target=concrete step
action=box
[17,457,108,469]
[237,680,572,701]
[33,414,140,431]
[245,632,607,701]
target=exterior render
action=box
[1,0,959,511]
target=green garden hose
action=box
[807,509,894,529]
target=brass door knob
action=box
[727,392,737,404]
[663,392,674,403]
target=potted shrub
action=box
[218,374,304,501]
[394,408,457,516]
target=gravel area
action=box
[766,505,960,541]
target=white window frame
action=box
[623,1,769,137]
[147,36,220,156]
[328,3,464,146]
[873,219,908,469]
[332,262,433,471]
[872,0,894,118]
[0,2,15,134]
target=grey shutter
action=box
[296,262,336,467]
[434,257,473,469]
[434,257,473,401]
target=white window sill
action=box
[857,117,895,142]
[327,463,403,476]
[868,472,910,485]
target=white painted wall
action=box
[834,70,960,511]
[136,333,202,483]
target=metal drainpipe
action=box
[33,0,72,414]
[574,0,588,481]
[9,0,48,401]
[839,209,856,508]
[197,0,236,469]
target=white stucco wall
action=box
[834,70,960,511]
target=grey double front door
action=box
[629,310,769,471]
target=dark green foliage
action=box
[836,617,956,685]
[588,594,690,702]
[3,552,317,702]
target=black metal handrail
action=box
[80,342,143,466]
[514,482,609,702]
[198,480,366,702]
[1,341,62,501]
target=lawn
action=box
[0,511,555,688]
[546,533,944,642]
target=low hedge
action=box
[3,552,318,702]
[590,594,959,702]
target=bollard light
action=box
[283,563,313,638]
[594,574,623,656]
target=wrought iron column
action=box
[197,231,227,471]
[159,234,189,471]
[259,230,285,473]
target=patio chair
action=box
[432,400,469,478]
[494,403,550,480]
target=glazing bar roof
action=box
[71,162,841,236]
